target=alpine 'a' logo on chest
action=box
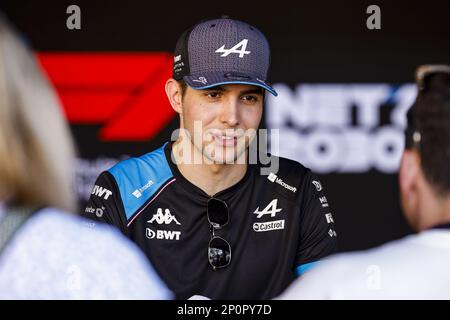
[253,199,285,233]
[253,199,282,218]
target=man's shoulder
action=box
[282,234,432,298]
[309,235,422,274]
[252,154,313,200]
[96,143,175,220]
[256,154,312,183]
[276,155,310,173]
[107,143,172,180]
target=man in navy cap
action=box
[85,17,337,299]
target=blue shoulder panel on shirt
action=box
[295,261,318,277]
[108,143,173,221]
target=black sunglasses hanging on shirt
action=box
[206,197,231,270]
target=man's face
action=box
[179,83,264,164]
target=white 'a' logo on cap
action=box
[215,39,251,58]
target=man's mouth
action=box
[212,134,238,147]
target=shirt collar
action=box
[163,141,254,202]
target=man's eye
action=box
[242,95,258,102]
[206,92,220,98]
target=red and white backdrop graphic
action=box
[38,53,174,141]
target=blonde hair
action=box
[0,16,76,212]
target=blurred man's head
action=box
[400,65,450,231]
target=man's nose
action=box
[219,98,240,127]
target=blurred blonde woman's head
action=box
[0,15,76,212]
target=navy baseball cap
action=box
[172,18,277,96]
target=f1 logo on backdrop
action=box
[38,53,175,141]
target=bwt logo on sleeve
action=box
[91,185,112,200]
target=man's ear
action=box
[399,149,421,228]
[399,150,420,195]
[165,78,183,114]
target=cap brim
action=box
[184,72,278,96]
